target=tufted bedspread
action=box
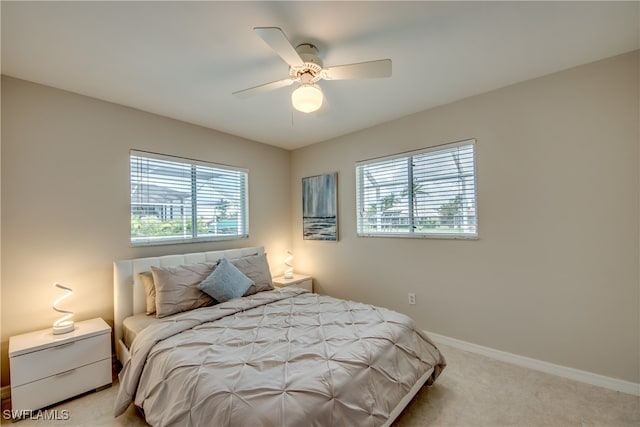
[114,287,446,427]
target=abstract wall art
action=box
[302,172,338,241]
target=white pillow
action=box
[229,253,274,296]
[151,263,215,318]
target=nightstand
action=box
[272,274,313,292]
[9,317,112,412]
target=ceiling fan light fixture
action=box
[291,83,323,113]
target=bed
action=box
[113,246,446,426]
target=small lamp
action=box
[52,283,74,335]
[291,83,323,113]
[284,251,294,279]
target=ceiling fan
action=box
[233,27,392,113]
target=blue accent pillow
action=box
[198,258,254,303]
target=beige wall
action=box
[291,51,640,383]
[0,76,292,386]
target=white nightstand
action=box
[9,317,112,412]
[272,274,313,292]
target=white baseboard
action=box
[426,331,640,397]
[1,385,10,400]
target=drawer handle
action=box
[51,341,75,350]
[55,368,77,377]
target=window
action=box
[130,150,248,245]
[356,140,477,238]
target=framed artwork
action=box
[302,172,338,241]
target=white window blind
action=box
[130,150,248,245]
[356,140,477,238]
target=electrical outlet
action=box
[408,293,416,305]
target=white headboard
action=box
[113,246,264,363]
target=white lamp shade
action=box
[291,84,323,113]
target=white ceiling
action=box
[2,1,638,150]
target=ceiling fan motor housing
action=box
[290,43,323,83]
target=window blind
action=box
[130,150,248,245]
[356,140,477,238]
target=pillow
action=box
[198,258,254,303]
[229,253,274,296]
[151,263,215,318]
[139,271,156,315]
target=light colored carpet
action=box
[394,344,639,426]
[2,343,638,426]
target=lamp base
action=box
[284,272,294,279]
[53,322,75,335]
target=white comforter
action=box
[115,288,445,426]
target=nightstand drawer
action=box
[10,333,110,387]
[272,274,313,292]
[10,358,112,411]
[286,279,312,291]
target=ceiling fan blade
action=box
[323,59,392,80]
[254,27,304,68]
[232,78,296,99]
